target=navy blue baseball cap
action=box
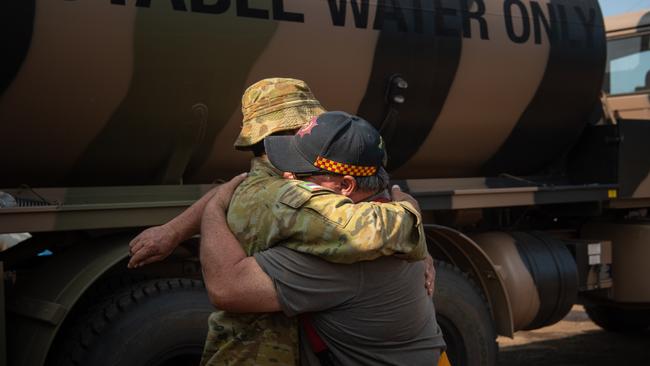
[264,111,385,176]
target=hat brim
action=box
[234,104,326,150]
[264,136,322,174]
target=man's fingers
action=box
[128,237,140,249]
[127,255,139,269]
[214,173,247,197]
[128,247,157,268]
[424,277,434,296]
[208,173,248,211]
[127,250,147,268]
[137,255,165,268]
[130,239,145,255]
[227,173,247,187]
[424,255,435,295]
[391,185,406,202]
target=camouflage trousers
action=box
[200,311,299,366]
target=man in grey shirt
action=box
[255,246,445,365]
[200,173,445,365]
[199,113,445,364]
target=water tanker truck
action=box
[1,1,650,365]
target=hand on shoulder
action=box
[391,185,421,214]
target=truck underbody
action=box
[2,150,650,366]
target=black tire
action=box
[433,261,498,366]
[585,304,650,333]
[50,278,213,366]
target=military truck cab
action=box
[603,10,650,120]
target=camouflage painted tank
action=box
[0,0,605,187]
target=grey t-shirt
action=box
[254,246,445,366]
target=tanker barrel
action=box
[0,0,606,188]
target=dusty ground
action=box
[498,306,650,366]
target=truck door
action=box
[604,17,650,120]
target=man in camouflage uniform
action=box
[199,111,444,365]
[128,78,430,365]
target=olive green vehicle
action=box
[1,1,650,365]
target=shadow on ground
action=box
[499,329,650,366]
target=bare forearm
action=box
[200,203,280,313]
[200,208,248,282]
[167,185,221,241]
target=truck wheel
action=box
[585,304,650,332]
[50,278,213,366]
[433,261,498,366]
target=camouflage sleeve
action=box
[274,183,427,264]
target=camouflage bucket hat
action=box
[234,78,326,150]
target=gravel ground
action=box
[498,306,650,366]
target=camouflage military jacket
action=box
[200,157,426,366]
